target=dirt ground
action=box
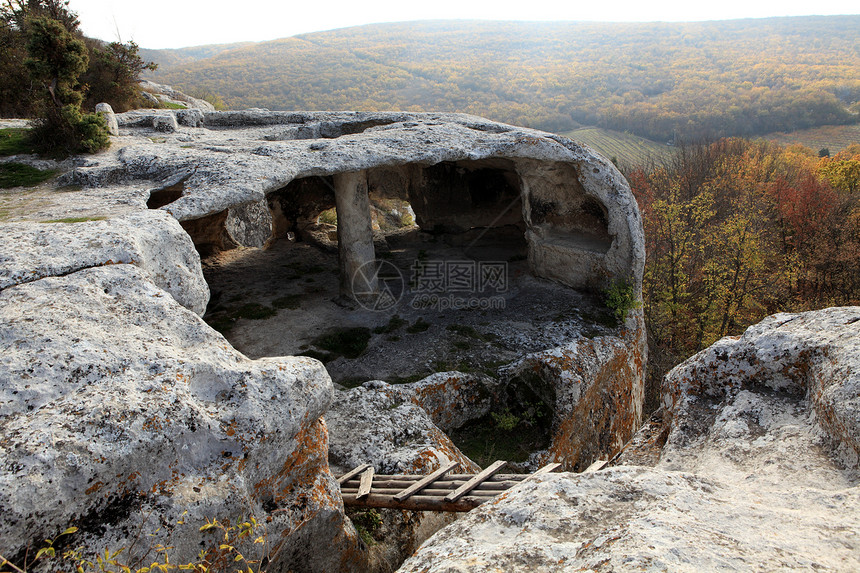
[202,228,617,386]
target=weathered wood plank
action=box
[357,467,375,499]
[341,478,522,491]
[393,461,459,502]
[349,473,527,482]
[343,493,486,512]
[445,460,507,502]
[343,487,498,498]
[583,459,608,474]
[337,463,371,485]
[520,462,562,484]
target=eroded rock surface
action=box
[0,210,208,315]
[61,110,644,292]
[402,307,860,571]
[0,264,360,570]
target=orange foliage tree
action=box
[630,138,860,364]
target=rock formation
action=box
[1,108,647,571]
[401,307,860,571]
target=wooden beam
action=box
[340,478,521,491]
[520,462,562,484]
[343,493,485,512]
[353,473,527,481]
[337,463,371,485]
[357,467,375,499]
[583,460,607,474]
[343,487,498,498]
[393,461,459,502]
[445,460,507,502]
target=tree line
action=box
[629,139,860,389]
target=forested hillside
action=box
[145,17,860,141]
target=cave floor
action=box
[202,229,617,387]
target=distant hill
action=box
[145,17,860,142]
[140,42,254,68]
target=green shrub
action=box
[603,278,641,322]
[24,16,110,155]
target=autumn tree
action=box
[630,138,860,380]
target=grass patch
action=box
[449,403,552,468]
[40,216,107,223]
[160,101,187,109]
[0,163,56,188]
[0,128,36,156]
[446,324,496,342]
[406,317,431,334]
[311,327,371,360]
[205,315,236,334]
[234,303,277,320]
[348,508,382,547]
[387,373,426,384]
[299,349,335,363]
[272,294,302,310]
[338,376,370,389]
[372,314,407,334]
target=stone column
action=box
[333,170,377,301]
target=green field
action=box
[560,127,671,169]
[764,124,860,154]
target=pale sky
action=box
[71,0,859,49]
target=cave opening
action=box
[196,158,618,472]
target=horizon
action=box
[70,0,860,50]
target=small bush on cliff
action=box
[602,279,641,323]
[24,16,109,155]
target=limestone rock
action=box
[327,379,480,573]
[0,264,360,571]
[399,466,860,572]
[176,108,205,127]
[662,306,860,469]
[327,382,478,476]
[95,102,119,136]
[401,308,860,571]
[64,111,645,291]
[153,114,178,133]
[501,317,646,471]
[224,197,273,249]
[139,80,216,111]
[0,210,209,315]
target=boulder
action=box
[662,306,860,468]
[327,381,479,476]
[63,110,645,292]
[153,114,178,133]
[176,108,205,128]
[139,80,216,111]
[95,102,119,136]
[0,210,209,315]
[401,307,860,571]
[500,315,646,471]
[0,263,360,571]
